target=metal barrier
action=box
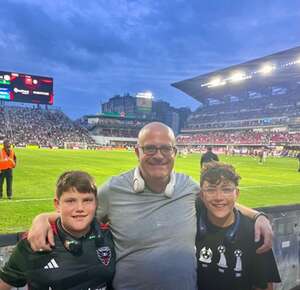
[1,204,300,290]
[258,204,300,290]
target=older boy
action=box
[196,162,280,290]
[0,171,115,290]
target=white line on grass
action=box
[1,184,300,202]
[0,197,53,203]
[241,183,300,189]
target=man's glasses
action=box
[139,144,176,156]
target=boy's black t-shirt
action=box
[195,204,281,290]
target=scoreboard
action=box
[0,71,53,105]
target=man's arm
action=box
[27,212,60,251]
[255,283,273,290]
[236,203,273,254]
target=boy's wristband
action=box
[254,212,269,221]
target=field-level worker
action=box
[0,139,16,199]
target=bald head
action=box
[138,122,176,146]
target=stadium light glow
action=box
[259,64,276,75]
[229,71,247,83]
[207,77,226,88]
[136,91,153,99]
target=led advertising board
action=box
[0,71,53,105]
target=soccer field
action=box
[0,148,299,233]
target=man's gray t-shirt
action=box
[97,169,200,290]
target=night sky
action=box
[1,0,300,119]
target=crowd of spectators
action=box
[185,92,300,130]
[0,106,96,148]
[177,129,300,146]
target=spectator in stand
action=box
[201,146,219,168]
[0,139,16,199]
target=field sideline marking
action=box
[1,183,300,203]
[0,197,53,203]
[241,183,300,189]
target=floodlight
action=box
[259,64,275,75]
[229,71,246,83]
[136,91,153,99]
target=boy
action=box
[196,162,280,290]
[0,171,115,290]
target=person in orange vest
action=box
[0,139,16,199]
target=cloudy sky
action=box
[1,0,300,119]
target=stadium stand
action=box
[173,46,300,150]
[0,105,96,148]
[77,114,152,146]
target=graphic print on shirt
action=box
[234,249,243,277]
[199,246,213,267]
[217,245,228,272]
[198,244,244,277]
[96,246,112,266]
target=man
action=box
[28,122,272,290]
[297,152,300,172]
[0,171,115,290]
[200,146,219,168]
[0,139,16,199]
[196,162,280,290]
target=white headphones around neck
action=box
[133,167,176,198]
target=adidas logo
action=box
[44,258,59,269]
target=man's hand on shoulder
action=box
[27,213,58,251]
[254,214,273,254]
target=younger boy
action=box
[0,171,115,290]
[196,162,280,290]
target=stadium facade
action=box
[172,46,300,152]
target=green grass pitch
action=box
[0,148,299,233]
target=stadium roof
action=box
[172,46,300,103]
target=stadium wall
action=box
[0,204,299,290]
[91,135,137,145]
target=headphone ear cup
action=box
[133,167,145,193]
[66,240,82,254]
[164,172,176,198]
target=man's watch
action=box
[254,212,269,221]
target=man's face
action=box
[200,179,239,225]
[135,128,176,182]
[54,189,97,237]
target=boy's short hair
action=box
[56,171,97,199]
[200,162,241,187]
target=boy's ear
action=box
[54,197,60,213]
[235,188,240,199]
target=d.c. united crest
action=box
[96,246,111,266]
